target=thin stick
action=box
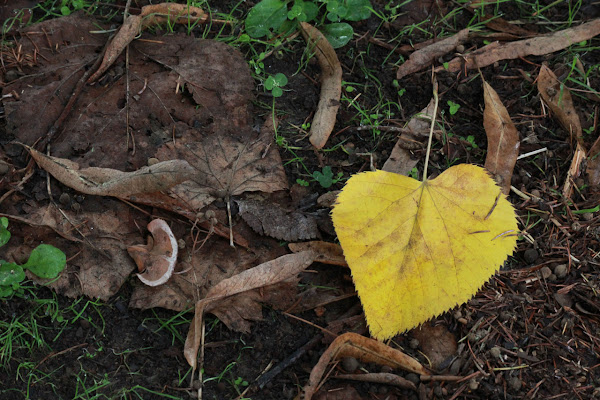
[422,74,439,182]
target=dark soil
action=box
[1,1,600,399]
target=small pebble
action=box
[469,378,479,391]
[449,358,462,375]
[453,310,463,319]
[59,192,70,205]
[582,212,594,221]
[409,338,419,349]
[540,266,552,279]
[523,249,538,263]
[148,157,159,166]
[405,373,420,385]
[0,162,9,175]
[554,264,568,279]
[341,356,359,372]
[530,189,541,200]
[508,376,522,391]
[490,346,501,358]
[71,202,81,212]
[456,44,465,53]
[571,222,581,232]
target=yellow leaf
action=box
[332,164,517,339]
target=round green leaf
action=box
[0,286,14,298]
[345,0,372,21]
[298,1,318,21]
[322,23,354,48]
[288,4,303,19]
[245,0,288,38]
[265,76,276,90]
[272,86,283,97]
[0,263,25,286]
[23,244,66,279]
[274,73,288,86]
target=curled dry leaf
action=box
[127,219,178,287]
[237,199,319,241]
[288,241,347,266]
[26,146,194,198]
[184,250,317,369]
[411,324,457,370]
[303,332,429,399]
[300,22,342,149]
[396,28,469,80]
[587,139,600,187]
[537,65,585,197]
[440,19,600,73]
[382,98,437,175]
[482,79,520,194]
[333,373,416,391]
[88,3,207,83]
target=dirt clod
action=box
[540,266,552,279]
[554,264,568,279]
[341,356,359,372]
[508,376,522,391]
[524,248,539,263]
[489,346,501,358]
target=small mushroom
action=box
[127,219,178,286]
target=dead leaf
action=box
[333,372,416,391]
[411,324,457,370]
[440,19,600,73]
[396,29,469,80]
[382,98,437,175]
[332,164,518,339]
[237,198,319,241]
[127,219,178,287]
[27,147,194,197]
[184,250,317,369]
[155,124,288,213]
[482,79,520,194]
[89,3,207,82]
[303,332,430,400]
[300,22,342,149]
[288,241,347,266]
[537,65,585,197]
[587,139,600,186]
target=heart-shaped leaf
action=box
[332,164,518,339]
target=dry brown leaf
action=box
[411,324,457,370]
[184,250,317,369]
[300,22,342,149]
[482,79,520,194]
[88,3,207,82]
[27,147,194,198]
[537,65,585,197]
[333,373,416,391]
[237,199,319,241]
[397,29,469,80]
[440,19,600,73]
[155,125,288,213]
[288,241,347,266]
[303,332,430,399]
[382,98,437,175]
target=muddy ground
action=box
[1,1,600,399]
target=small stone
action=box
[71,202,81,212]
[582,212,594,221]
[508,376,522,391]
[341,356,359,372]
[0,162,9,175]
[5,69,19,82]
[405,373,420,385]
[530,189,541,200]
[524,249,538,263]
[456,44,465,53]
[468,378,479,391]
[453,310,463,319]
[449,358,462,375]
[147,157,159,166]
[433,384,443,398]
[571,222,581,232]
[540,266,552,279]
[554,293,573,308]
[554,264,568,279]
[490,346,501,358]
[59,192,70,205]
[409,338,419,349]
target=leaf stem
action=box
[422,76,439,182]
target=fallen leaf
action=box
[184,250,317,369]
[411,324,457,370]
[333,372,416,391]
[237,198,319,241]
[300,22,342,149]
[288,241,347,266]
[303,332,429,400]
[440,19,600,73]
[382,98,437,175]
[88,3,207,83]
[482,79,520,194]
[396,29,469,80]
[127,219,178,287]
[332,164,518,339]
[537,65,585,197]
[27,147,194,197]
[587,139,600,186]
